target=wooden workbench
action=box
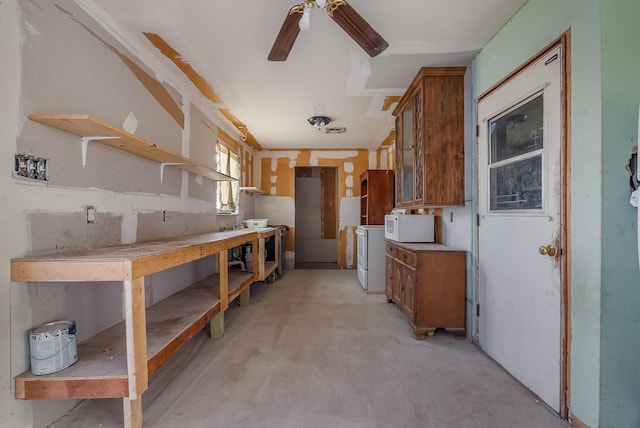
[11,227,278,428]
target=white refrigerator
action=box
[356,225,386,292]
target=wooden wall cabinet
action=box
[360,169,394,225]
[393,67,465,208]
[385,240,466,339]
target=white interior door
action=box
[477,46,563,412]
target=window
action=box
[216,142,240,213]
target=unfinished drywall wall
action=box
[137,211,219,242]
[27,211,122,252]
[19,1,184,195]
[1,1,30,425]
[255,149,384,268]
[188,106,218,201]
[2,1,255,427]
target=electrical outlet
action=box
[86,206,95,224]
[15,153,48,181]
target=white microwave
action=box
[385,214,435,243]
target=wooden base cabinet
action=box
[385,241,466,339]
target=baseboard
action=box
[366,290,386,295]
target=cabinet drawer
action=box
[386,242,397,258]
[396,248,417,267]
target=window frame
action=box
[216,141,240,214]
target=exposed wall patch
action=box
[122,112,138,134]
[218,109,261,150]
[53,4,75,17]
[345,175,353,189]
[379,129,395,148]
[382,96,401,112]
[380,149,388,170]
[368,150,377,169]
[144,32,223,104]
[23,19,40,36]
[344,162,354,174]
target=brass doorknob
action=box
[538,244,557,257]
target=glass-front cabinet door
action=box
[400,102,414,204]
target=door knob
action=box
[538,244,557,257]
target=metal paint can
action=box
[29,320,78,375]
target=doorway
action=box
[295,167,339,269]
[476,43,567,413]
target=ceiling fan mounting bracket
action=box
[326,0,346,17]
[289,0,346,16]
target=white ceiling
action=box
[78,0,527,150]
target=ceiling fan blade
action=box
[329,1,388,57]
[268,7,303,61]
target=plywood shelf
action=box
[29,114,236,182]
[239,186,266,194]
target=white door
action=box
[477,46,563,412]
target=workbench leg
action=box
[240,286,251,307]
[211,311,225,339]
[123,397,142,428]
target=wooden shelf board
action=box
[239,187,266,195]
[29,114,236,182]
[16,274,225,400]
[11,229,275,282]
[225,270,255,303]
[259,260,277,281]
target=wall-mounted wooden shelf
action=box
[29,114,236,182]
[239,186,266,194]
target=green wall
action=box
[472,0,639,426]
[599,0,640,426]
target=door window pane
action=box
[488,92,544,212]
[490,93,543,163]
[489,155,542,210]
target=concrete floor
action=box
[52,269,569,428]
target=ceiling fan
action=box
[268,0,389,61]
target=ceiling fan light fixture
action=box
[299,6,311,31]
[308,115,331,131]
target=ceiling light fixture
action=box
[297,0,334,31]
[299,6,311,31]
[308,115,331,131]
